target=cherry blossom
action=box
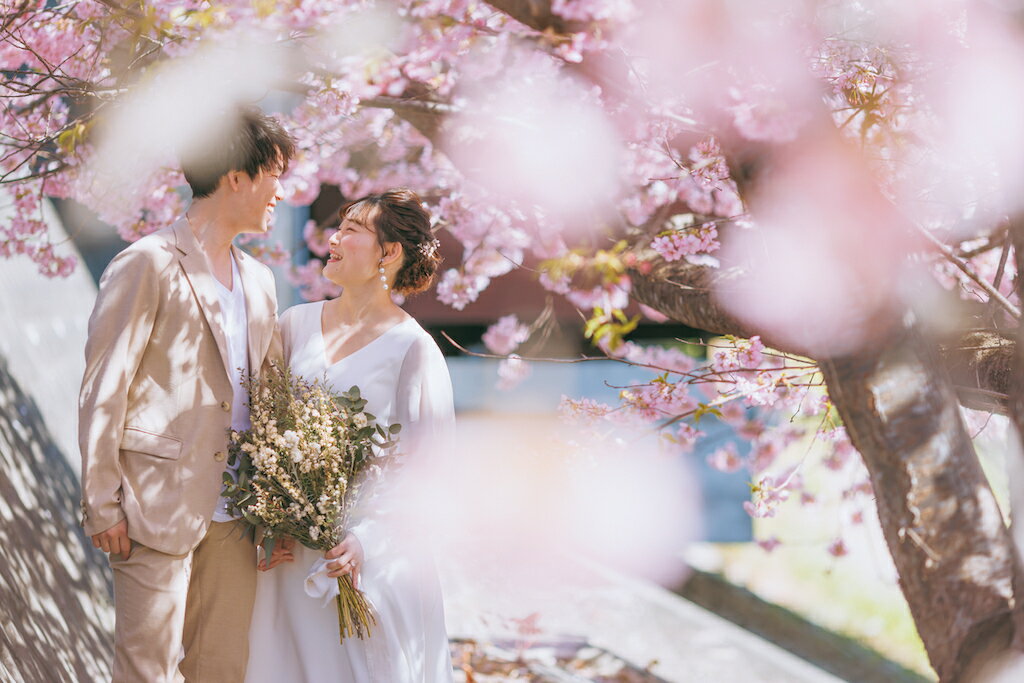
[482,315,530,356]
[496,355,531,391]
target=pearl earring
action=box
[379,260,388,291]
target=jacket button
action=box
[214,451,226,462]
[221,401,231,412]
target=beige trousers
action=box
[109,520,257,683]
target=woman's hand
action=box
[258,535,296,571]
[325,533,364,588]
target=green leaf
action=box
[388,423,402,434]
[693,403,723,423]
[57,122,86,154]
[262,535,276,562]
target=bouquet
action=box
[222,363,401,641]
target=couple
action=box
[78,106,454,682]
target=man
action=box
[79,105,295,682]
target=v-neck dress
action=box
[246,301,455,683]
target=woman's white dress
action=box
[246,301,455,683]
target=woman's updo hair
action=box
[340,188,442,295]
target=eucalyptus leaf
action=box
[262,535,276,562]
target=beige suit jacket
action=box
[78,219,282,555]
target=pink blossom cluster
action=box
[706,443,743,473]
[482,314,530,356]
[244,242,292,268]
[729,85,812,143]
[674,422,702,451]
[558,396,614,426]
[822,428,857,471]
[0,217,77,277]
[688,138,732,190]
[827,538,848,558]
[302,220,332,258]
[288,259,341,302]
[650,223,720,262]
[496,355,531,391]
[620,380,698,422]
[711,336,765,373]
[2,185,78,277]
[435,269,488,310]
[743,473,792,519]
[620,342,697,375]
[565,280,631,312]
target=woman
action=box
[245,189,454,682]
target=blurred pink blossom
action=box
[706,443,743,473]
[559,396,614,425]
[302,220,331,258]
[436,269,488,310]
[483,314,530,356]
[497,355,531,391]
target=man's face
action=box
[235,162,284,234]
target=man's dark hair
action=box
[180,105,296,199]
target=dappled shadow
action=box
[0,354,113,682]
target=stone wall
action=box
[0,199,114,681]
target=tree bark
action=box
[1004,218,1024,656]
[820,333,1019,681]
[484,0,584,34]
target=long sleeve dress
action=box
[245,301,455,683]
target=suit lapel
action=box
[233,245,275,372]
[174,220,232,378]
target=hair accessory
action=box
[418,238,441,258]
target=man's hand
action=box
[325,533,364,588]
[92,519,131,558]
[258,535,296,571]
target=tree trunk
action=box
[1003,219,1024,655]
[820,331,1019,681]
[626,256,1024,678]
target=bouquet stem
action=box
[334,574,376,642]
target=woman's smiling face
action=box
[323,201,383,286]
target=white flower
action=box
[353,413,368,428]
[290,447,304,463]
[310,526,320,542]
[283,429,300,448]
